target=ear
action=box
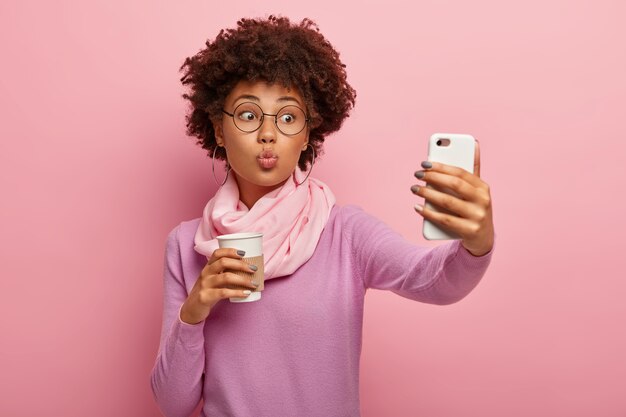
[211,119,224,146]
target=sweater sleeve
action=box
[150,225,206,417]
[342,205,494,305]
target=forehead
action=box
[226,80,305,107]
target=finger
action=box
[412,184,483,220]
[410,170,479,201]
[207,248,245,265]
[211,287,255,300]
[417,162,483,189]
[217,272,259,290]
[474,140,481,178]
[413,203,478,238]
[208,256,259,275]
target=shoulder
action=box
[329,204,385,230]
[323,204,395,246]
[164,217,202,254]
[329,203,365,222]
[164,218,206,282]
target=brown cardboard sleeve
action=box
[225,255,264,291]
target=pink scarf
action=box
[194,168,336,280]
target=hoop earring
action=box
[212,146,231,187]
[295,144,316,186]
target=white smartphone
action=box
[422,133,476,240]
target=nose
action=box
[257,115,277,144]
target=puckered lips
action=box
[257,150,278,169]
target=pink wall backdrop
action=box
[1,0,625,416]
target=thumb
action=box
[473,139,481,177]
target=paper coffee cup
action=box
[216,232,264,303]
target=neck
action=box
[234,173,289,209]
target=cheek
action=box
[285,142,306,162]
[221,128,249,153]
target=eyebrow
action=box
[233,94,260,103]
[232,94,302,106]
[276,96,301,104]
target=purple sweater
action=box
[150,204,494,417]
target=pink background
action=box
[1,1,625,416]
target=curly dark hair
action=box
[179,15,357,170]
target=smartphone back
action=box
[422,133,475,240]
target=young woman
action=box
[151,15,495,417]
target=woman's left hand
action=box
[411,141,494,257]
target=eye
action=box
[237,110,258,121]
[279,113,296,124]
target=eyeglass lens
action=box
[232,102,306,135]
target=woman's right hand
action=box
[179,249,259,324]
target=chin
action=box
[234,170,292,188]
[259,173,292,187]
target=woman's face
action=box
[214,80,309,201]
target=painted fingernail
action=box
[251,280,259,287]
[421,161,432,169]
[249,264,258,271]
[414,171,425,179]
[243,290,252,295]
[237,250,246,256]
[411,185,420,194]
[414,204,423,213]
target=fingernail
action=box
[410,185,420,194]
[421,161,432,169]
[251,280,259,287]
[243,290,252,295]
[414,204,423,213]
[414,171,425,179]
[249,264,258,271]
[237,250,246,256]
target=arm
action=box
[344,206,494,304]
[150,226,205,417]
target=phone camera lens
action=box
[436,140,442,146]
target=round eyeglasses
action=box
[222,102,309,136]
